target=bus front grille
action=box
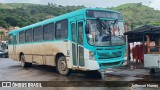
[97,51,122,59]
[101,61,121,67]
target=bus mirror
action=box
[112,19,118,25]
[85,25,89,34]
[88,34,93,39]
[109,19,118,26]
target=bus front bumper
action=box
[85,58,124,70]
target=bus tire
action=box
[2,54,5,58]
[57,56,70,76]
[150,68,155,76]
[20,54,32,68]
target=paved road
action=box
[0,58,159,90]
[0,58,102,81]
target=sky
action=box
[0,0,160,10]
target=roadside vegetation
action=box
[0,3,160,31]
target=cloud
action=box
[150,0,160,10]
[0,0,154,8]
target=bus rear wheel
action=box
[20,54,32,68]
[57,56,70,76]
[150,68,155,76]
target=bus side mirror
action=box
[85,25,89,34]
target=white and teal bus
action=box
[8,8,126,75]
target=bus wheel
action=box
[2,54,5,58]
[20,55,32,68]
[57,56,70,76]
[150,68,155,76]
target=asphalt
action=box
[0,58,160,90]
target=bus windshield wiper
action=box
[96,18,112,45]
[96,18,110,33]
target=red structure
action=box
[132,44,147,63]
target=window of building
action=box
[43,23,54,40]
[55,20,68,39]
[33,26,43,42]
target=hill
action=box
[0,3,160,30]
[0,3,85,30]
[110,3,160,30]
[0,3,13,9]
[0,3,41,9]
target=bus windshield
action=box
[86,19,125,46]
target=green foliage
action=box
[0,31,4,35]
[0,20,9,29]
[0,31,5,40]
[0,3,85,29]
[109,3,160,30]
[0,3,160,31]
[0,3,13,9]
[149,22,160,26]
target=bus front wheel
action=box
[20,55,32,68]
[57,56,70,76]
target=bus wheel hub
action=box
[60,61,67,71]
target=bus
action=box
[8,8,126,75]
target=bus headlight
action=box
[89,51,95,60]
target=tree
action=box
[149,22,160,26]
[137,2,142,7]
[4,17,18,26]
[30,8,39,15]
[0,20,9,30]
[0,31,4,41]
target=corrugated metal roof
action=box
[124,25,160,42]
[124,25,160,35]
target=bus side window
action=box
[9,35,13,44]
[43,23,54,41]
[25,29,33,42]
[55,20,68,39]
[33,26,43,42]
[19,31,25,43]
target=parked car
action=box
[0,50,8,58]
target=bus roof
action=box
[8,8,121,35]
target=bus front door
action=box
[71,20,85,69]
